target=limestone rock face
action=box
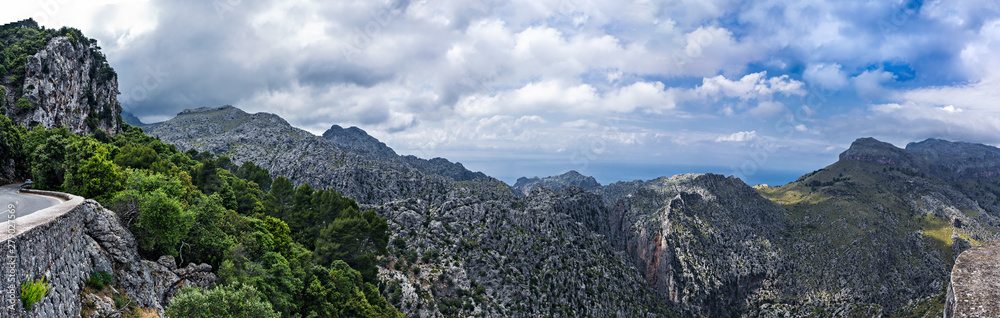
[8,36,121,135]
[598,174,788,317]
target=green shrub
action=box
[15,97,34,109]
[85,271,113,290]
[20,276,50,312]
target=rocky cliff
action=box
[1,20,121,135]
[596,174,787,317]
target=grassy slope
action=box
[756,159,982,316]
[759,160,959,263]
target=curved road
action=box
[0,184,63,218]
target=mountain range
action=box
[139,105,1000,317]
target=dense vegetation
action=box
[3,118,399,317]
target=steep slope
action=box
[375,185,677,317]
[513,170,601,196]
[752,138,999,315]
[146,105,678,317]
[1,19,121,135]
[146,106,459,205]
[596,173,788,317]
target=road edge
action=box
[1,191,84,242]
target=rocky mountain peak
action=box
[906,138,1000,180]
[322,124,398,160]
[839,137,915,168]
[177,105,240,116]
[512,170,601,196]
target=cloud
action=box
[853,69,897,99]
[715,131,758,142]
[803,63,847,90]
[693,72,806,100]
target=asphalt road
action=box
[0,184,62,219]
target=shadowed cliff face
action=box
[598,174,788,317]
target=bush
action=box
[20,276,50,312]
[85,271,113,290]
[15,97,34,109]
[136,190,193,254]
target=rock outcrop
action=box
[945,240,1000,318]
[7,36,121,135]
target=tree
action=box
[299,260,402,318]
[263,176,294,219]
[314,208,389,283]
[114,143,158,169]
[165,283,280,318]
[28,131,70,190]
[14,97,33,109]
[183,194,233,267]
[0,115,26,181]
[236,160,271,192]
[136,190,193,255]
[229,177,264,215]
[61,141,122,201]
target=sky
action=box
[4,0,1000,186]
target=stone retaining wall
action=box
[1,192,89,317]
